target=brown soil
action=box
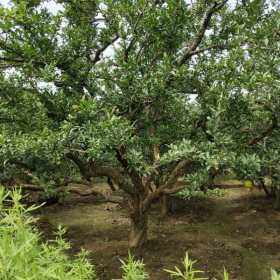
[36,186,280,280]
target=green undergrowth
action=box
[121,252,280,280]
[1,187,279,280]
[0,187,95,280]
[177,187,226,200]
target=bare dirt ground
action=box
[36,186,280,280]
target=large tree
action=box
[0,0,279,247]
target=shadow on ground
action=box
[36,188,280,280]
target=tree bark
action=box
[274,189,280,210]
[107,177,118,191]
[128,208,148,248]
[160,194,169,217]
[260,181,273,197]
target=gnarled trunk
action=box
[128,209,148,248]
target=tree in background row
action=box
[0,0,279,247]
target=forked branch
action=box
[177,0,228,66]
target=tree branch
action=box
[162,182,187,194]
[162,160,193,189]
[5,184,124,204]
[91,35,119,64]
[176,0,228,66]
[65,152,93,181]
[248,113,278,145]
[142,160,193,211]
[65,151,134,194]
[115,147,146,194]
[187,43,226,57]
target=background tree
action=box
[0,0,279,247]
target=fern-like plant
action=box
[120,252,149,280]
[0,187,95,280]
[164,252,208,280]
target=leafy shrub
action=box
[178,188,226,200]
[164,253,279,280]
[164,252,207,280]
[271,269,280,280]
[120,252,149,280]
[0,187,95,280]
[120,251,279,280]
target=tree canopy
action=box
[0,0,280,247]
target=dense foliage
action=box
[0,0,280,247]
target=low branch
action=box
[65,151,133,195]
[162,182,187,194]
[163,160,193,189]
[5,184,123,204]
[142,160,193,211]
[65,152,93,181]
[115,147,146,194]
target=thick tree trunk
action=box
[128,209,148,248]
[274,189,280,210]
[160,194,169,216]
[259,180,273,198]
[107,177,118,191]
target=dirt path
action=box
[37,188,280,280]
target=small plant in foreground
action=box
[0,187,95,280]
[164,253,232,280]
[164,252,207,280]
[271,269,280,280]
[222,268,230,280]
[120,252,149,280]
